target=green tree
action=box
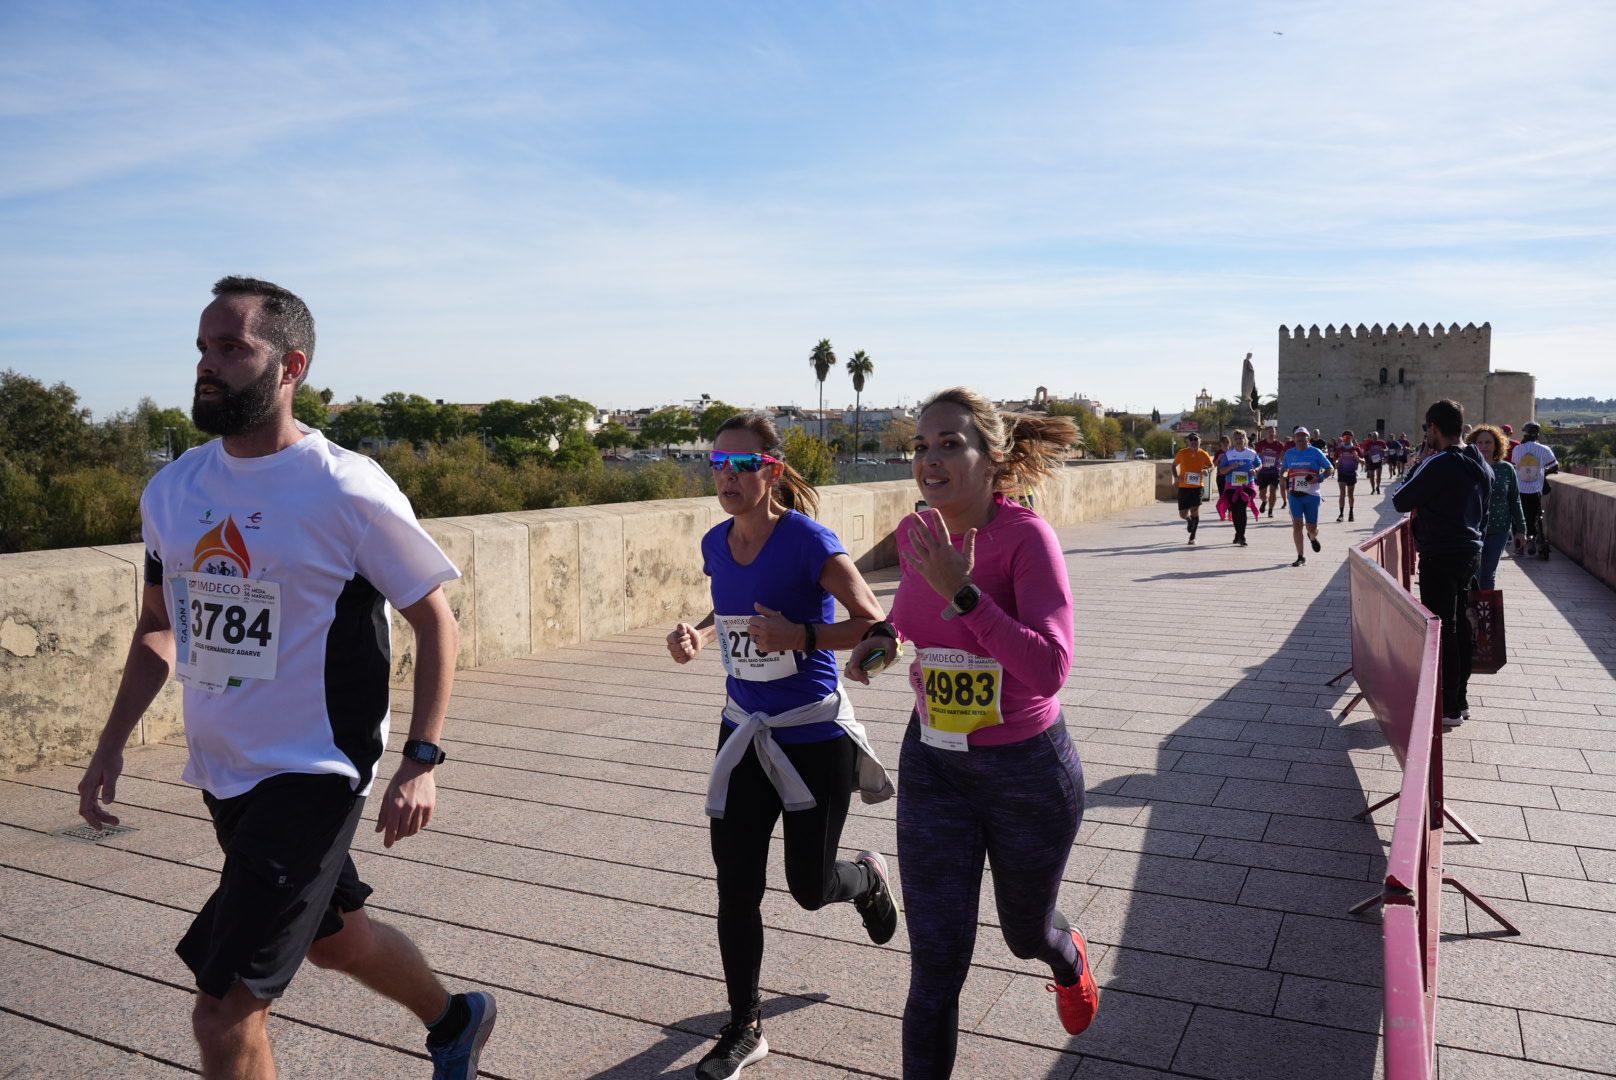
[0,369,89,473]
[846,350,874,461]
[379,392,442,444]
[697,400,746,442]
[783,428,834,487]
[0,454,45,552]
[640,407,696,454]
[882,417,916,459]
[293,384,329,429]
[592,422,635,452]
[809,338,836,443]
[1566,433,1613,467]
[136,399,201,460]
[528,395,596,445]
[42,466,143,549]
[329,398,385,449]
[477,399,536,440]
[1142,430,1177,459]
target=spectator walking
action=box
[1393,399,1493,727]
[1510,422,1558,556]
[1469,425,1526,589]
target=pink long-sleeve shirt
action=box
[890,495,1074,746]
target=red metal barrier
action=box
[1342,517,1519,1080]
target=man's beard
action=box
[193,363,282,436]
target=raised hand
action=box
[902,509,976,600]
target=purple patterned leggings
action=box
[897,715,1086,1078]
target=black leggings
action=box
[1521,492,1543,539]
[709,727,873,1020]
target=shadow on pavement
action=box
[587,994,827,1079]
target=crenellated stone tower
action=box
[1277,322,1535,439]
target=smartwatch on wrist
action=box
[402,739,446,766]
[941,582,982,621]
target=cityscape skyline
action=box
[3,1,1613,418]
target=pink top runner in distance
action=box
[890,494,1074,746]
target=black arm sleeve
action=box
[144,551,163,586]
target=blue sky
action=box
[3,0,1613,419]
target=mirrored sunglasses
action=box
[709,451,781,473]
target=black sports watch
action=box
[402,739,446,766]
[941,581,983,621]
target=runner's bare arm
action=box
[78,582,174,829]
[813,553,883,649]
[377,585,457,847]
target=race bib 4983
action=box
[910,648,1003,751]
[170,573,280,694]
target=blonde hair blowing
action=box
[919,386,1081,494]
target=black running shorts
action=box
[1257,469,1280,488]
[177,772,372,1000]
[1338,474,1358,488]
[1177,488,1203,511]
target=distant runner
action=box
[1334,430,1360,522]
[1216,429,1261,546]
[1361,431,1386,494]
[1253,424,1288,517]
[1282,426,1332,566]
[1173,433,1215,545]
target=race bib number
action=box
[717,614,799,682]
[911,648,1003,751]
[1369,451,1382,462]
[1183,471,1202,487]
[1289,475,1320,496]
[1230,471,1251,486]
[170,574,280,694]
[1261,453,1277,468]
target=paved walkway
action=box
[3,489,1615,1079]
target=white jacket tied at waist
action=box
[706,687,895,819]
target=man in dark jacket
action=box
[1393,399,1493,726]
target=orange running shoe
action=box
[1046,921,1100,1035]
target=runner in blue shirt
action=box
[665,411,899,1080]
[1282,426,1333,566]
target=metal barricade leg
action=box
[1442,876,1522,935]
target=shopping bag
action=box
[1466,588,1507,674]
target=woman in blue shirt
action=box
[666,412,897,1080]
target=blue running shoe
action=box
[428,991,497,1080]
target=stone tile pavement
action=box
[2,489,1614,1078]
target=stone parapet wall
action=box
[1543,475,1616,593]
[0,462,1154,774]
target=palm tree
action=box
[846,350,874,462]
[810,339,836,443]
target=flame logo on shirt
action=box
[193,515,252,577]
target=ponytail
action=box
[1000,413,1080,493]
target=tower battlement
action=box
[1277,322,1491,341]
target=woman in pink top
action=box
[846,387,1099,1078]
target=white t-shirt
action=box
[1510,440,1557,494]
[142,426,459,799]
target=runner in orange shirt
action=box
[1173,434,1216,545]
